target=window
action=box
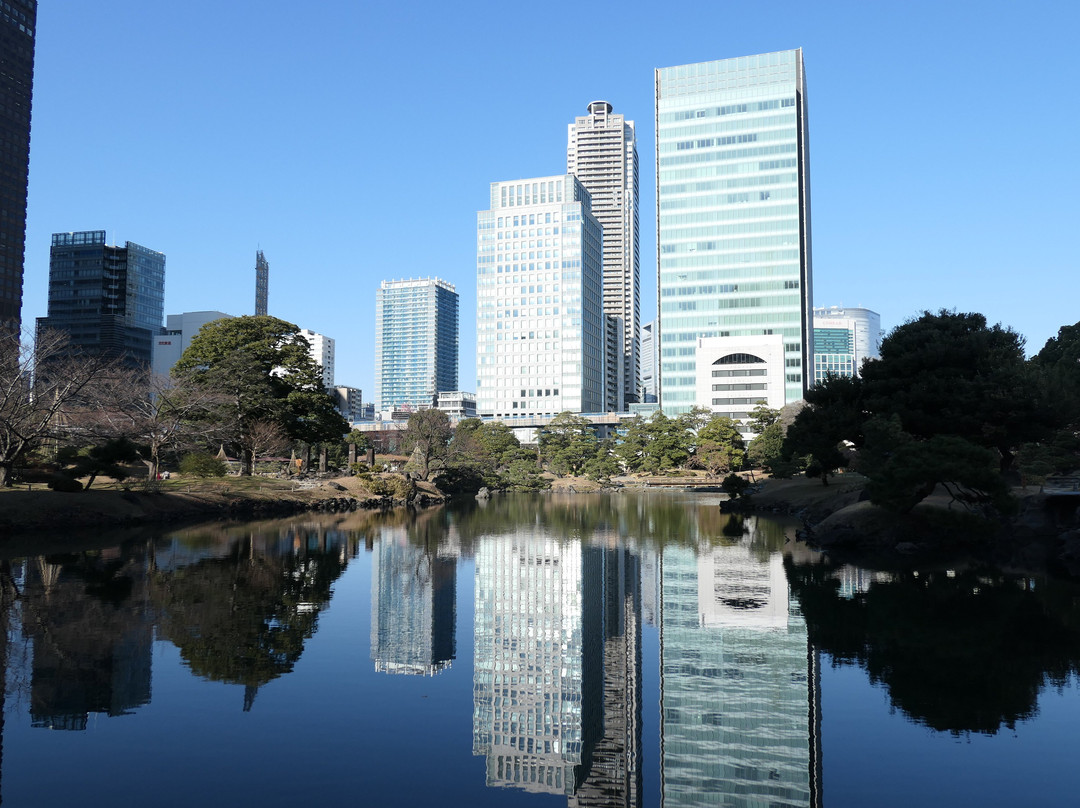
[715,353,765,365]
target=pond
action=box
[3,491,1079,807]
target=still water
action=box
[3,491,1079,807]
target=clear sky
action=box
[21,0,1079,399]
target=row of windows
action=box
[675,132,758,150]
[657,112,797,142]
[659,247,800,269]
[664,295,803,313]
[659,142,797,168]
[712,368,767,378]
[661,313,802,335]
[660,234,800,258]
[712,382,767,391]
[662,97,795,122]
[659,203,799,227]
[497,213,557,227]
[499,180,565,208]
[659,164,798,195]
[660,185,799,211]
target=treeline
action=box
[0,316,351,489]
[397,405,761,497]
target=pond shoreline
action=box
[0,475,445,539]
[725,474,1080,577]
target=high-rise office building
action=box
[655,49,813,414]
[812,305,881,383]
[254,250,268,316]
[375,277,458,412]
[0,0,36,334]
[36,231,166,366]
[476,175,605,418]
[568,101,640,409]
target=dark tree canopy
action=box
[173,316,347,473]
[860,310,1048,472]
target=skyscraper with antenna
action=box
[255,250,269,315]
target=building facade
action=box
[476,175,605,419]
[0,0,36,333]
[374,278,459,412]
[695,334,786,432]
[640,321,657,402]
[436,390,477,419]
[152,310,234,377]
[567,101,640,408]
[299,328,334,388]
[37,231,166,366]
[655,49,813,414]
[812,305,881,383]
[331,385,365,423]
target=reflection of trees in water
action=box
[151,530,351,709]
[786,558,1080,734]
[14,545,155,730]
[450,491,781,553]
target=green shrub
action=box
[179,453,227,478]
[48,474,83,492]
[350,462,370,476]
[721,473,750,499]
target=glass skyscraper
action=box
[0,0,36,333]
[476,175,605,418]
[36,230,166,366]
[655,49,813,414]
[374,277,459,412]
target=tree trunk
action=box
[242,449,254,476]
[0,464,10,488]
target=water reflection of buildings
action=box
[570,543,643,808]
[472,530,644,806]
[660,527,822,807]
[473,534,597,794]
[371,529,457,676]
[18,551,153,731]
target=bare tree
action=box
[0,329,120,487]
[246,419,290,472]
[70,367,224,480]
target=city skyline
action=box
[16,1,1078,399]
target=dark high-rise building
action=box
[36,231,166,366]
[0,0,36,334]
[255,249,268,315]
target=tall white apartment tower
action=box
[655,50,813,415]
[568,101,640,409]
[299,328,335,389]
[476,175,605,419]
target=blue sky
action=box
[22,0,1078,398]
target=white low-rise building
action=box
[696,335,786,435]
